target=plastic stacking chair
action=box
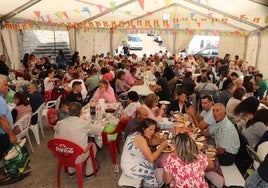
[46,96,61,110]
[47,139,97,188]
[101,123,121,164]
[29,103,46,145]
[15,112,34,152]
[46,108,59,132]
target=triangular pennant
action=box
[164,0,170,7]
[207,13,213,18]
[265,16,268,24]
[63,11,69,20]
[46,15,51,22]
[147,12,153,15]
[73,9,80,14]
[55,11,63,19]
[196,22,201,27]
[82,7,91,15]
[190,13,196,19]
[110,2,116,13]
[40,16,46,22]
[240,15,248,20]
[34,11,41,19]
[138,0,144,10]
[96,5,103,13]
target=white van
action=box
[127,35,143,50]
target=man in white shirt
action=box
[54,102,102,178]
[186,95,215,131]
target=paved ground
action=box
[2,126,124,188]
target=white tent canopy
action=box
[0,0,268,76]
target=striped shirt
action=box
[210,116,240,154]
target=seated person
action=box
[245,154,268,188]
[66,81,83,105]
[149,71,171,101]
[202,103,240,166]
[260,89,268,106]
[124,106,149,139]
[217,83,236,107]
[120,91,140,122]
[163,132,214,187]
[54,102,103,178]
[115,71,131,96]
[120,118,168,188]
[28,82,45,125]
[124,68,143,86]
[92,79,116,103]
[58,99,69,121]
[186,95,215,131]
[141,93,166,122]
[167,89,190,116]
[226,88,246,121]
[242,109,268,148]
[11,92,32,123]
[68,72,87,100]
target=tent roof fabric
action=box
[0,0,267,31]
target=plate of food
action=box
[159,100,170,105]
[157,144,174,153]
[195,142,204,150]
[195,135,205,142]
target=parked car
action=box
[194,47,218,62]
[127,35,143,50]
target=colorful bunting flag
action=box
[265,16,268,23]
[147,12,153,15]
[96,4,103,13]
[46,15,51,22]
[110,2,116,13]
[240,15,248,20]
[138,0,144,10]
[196,22,201,27]
[82,7,91,15]
[73,9,80,14]
[207,13,213,18]
[190,13,196,19]
[34,11,41,19]
[63,11,69,20]
[164,0,170,7]
[55,11,63,19]
[253,17,260,23]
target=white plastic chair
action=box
[15,112,34,152]
[46,96,61,110]
[29,102,46,145]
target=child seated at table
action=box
[58,99,69,121]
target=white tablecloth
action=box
[80,102,122,147]
[128,81,155,96]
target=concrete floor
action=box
[2,127,123,188]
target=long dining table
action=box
[80,102,122,147]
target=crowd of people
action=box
[0,49,267,187]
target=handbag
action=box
[3,138,30,178]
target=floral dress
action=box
[163,153,208,188]
[120,132,159,187]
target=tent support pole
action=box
[74,29,77,51]
[243,35,249,60]
[255,30,262,69]
[110,30,113,54]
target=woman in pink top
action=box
[93,79,116,103]
[163,132,214,188]
[141,93,165,122]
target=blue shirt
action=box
[0,93,14,134]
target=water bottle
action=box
[89,99,96,119]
